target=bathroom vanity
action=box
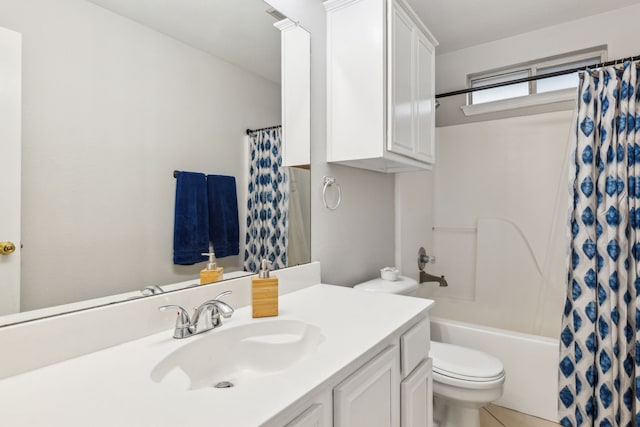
[0,277,433,426]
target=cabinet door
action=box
[414,30,436,163]
[276,19,311,167]
[388,1,415,158]
[286,403,324,427]
[400,358,433,427]
[334,345,400,427]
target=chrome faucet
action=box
[419,271,448,287]
[159,291,234,339]
[141,285,164,296]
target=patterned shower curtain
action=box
[560,61,640,427]
[244,128,289,272]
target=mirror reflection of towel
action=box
[173,172,209,265]
[207,175,240,258]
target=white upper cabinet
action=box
[325,0,438,173]
[276,19,311,167]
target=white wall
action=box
[266,0,396,287]
[394,170,435,279]
[0,0,281,310]
[436,3,640,126]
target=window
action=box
[467,48,606,106]
[470,70,529,104]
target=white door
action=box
[0,26,21,315]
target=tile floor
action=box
[480,404,560,427]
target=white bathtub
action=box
[429,316,559,422]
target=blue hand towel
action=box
[173,171,209,265]
[207,175,240,258]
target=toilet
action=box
[354,276,505,427]
[429,341,505,427]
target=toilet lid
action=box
[430,341,504,382]
[354,276,418,295]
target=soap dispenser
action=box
[200,251,224,285]
[252,259,278,318]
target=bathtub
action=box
[429,316,559,422]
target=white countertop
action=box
[0,284,432,427]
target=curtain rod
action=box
[173,125,284,178]
[435,54,640,99]
[246,125,282,135]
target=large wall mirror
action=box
[0,0,311,326]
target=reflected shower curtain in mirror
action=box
[244,128,289,272]
[560,61,640,426]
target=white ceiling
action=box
[87,0,640,81]
[88,0,282,83]
[407,0,640,53]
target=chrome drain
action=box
[214,381,234,389]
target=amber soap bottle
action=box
[200,251,223,285]
[252,259,278,318]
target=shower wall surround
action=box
[428,111,571,338]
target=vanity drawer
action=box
[400,318,430,378]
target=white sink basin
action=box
[150,319,324,390]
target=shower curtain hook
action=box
[322,176,342,210]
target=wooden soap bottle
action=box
[252,259,278,318]
[200,251,223,285]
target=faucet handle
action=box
[159,305,192,338]
[417,247,436,271]
[214,290,232,300]
[213,291,234,318]
[197,299,233,320]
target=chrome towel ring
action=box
[322,176,342,210]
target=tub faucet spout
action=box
[420,271,448,287]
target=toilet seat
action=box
[433,369,505,390]
[430,341,505,388]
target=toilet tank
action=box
[353,276,418,296]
